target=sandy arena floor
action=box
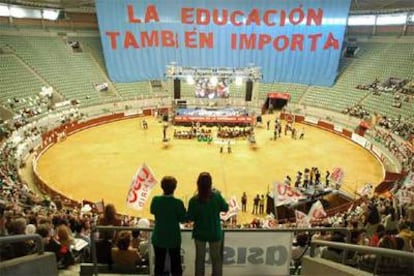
[36,114,384,223]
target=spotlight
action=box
[186,75,195,85]
[210,76,218,86]
[235,76,243,86]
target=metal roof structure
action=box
[1,0,414,14]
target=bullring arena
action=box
[34,113,384,223]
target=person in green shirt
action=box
[187,172,229,276]
[150,176,187,276]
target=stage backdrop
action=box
[95,0,351,86]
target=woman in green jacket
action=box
[151,176,187,276]
[187,172,229,276]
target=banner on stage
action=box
[273,182,305,207]
[126,163,158,210]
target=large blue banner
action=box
[95,0,351,86]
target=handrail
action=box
[310,239,414,274]
[0,234,44,255]
[90,225,351,276]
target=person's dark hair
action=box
[366,204,380,224]
[132,229,140,238]
[387,207,396,221]
[101,204,117,225]
[197,172,213,203]
[161,176,177,195]
[296,233,309,247]
[36,224,50,238]
[117,231,131,250]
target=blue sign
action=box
[96,0,351,86]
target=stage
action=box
[173,107,255,126]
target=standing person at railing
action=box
[150,176,187,276]
[187,172,229,276]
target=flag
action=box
[220,196,240,221]
[330,167,344,185]
[95,199,105,213]
[357,183,373,197]
[308,200,327,220]
[262,214,277,229]
[273,182,305,207]
[295,210,310,227]
[396,188,414,205]
[126,163,158,210]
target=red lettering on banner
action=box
[239,34,256,49]
[127,4,159,23]
[127,5,141,23]
[263,10,277,26]
[258,34,271,49]
[196,8,210,25]
[124,31,139,48]
[185,31,214,48]
[246,9,260,25]
[141,31,159,47]
[105,31,120,50]
[161,31,176,47]
[128,190,137,203]
[323,32,339,50]
[273,35,289,51]
[308,33,322,51]
[213,9,227,25]
[185,29,197,48]
[200,32,213,48]
[280,10,287,26]
[230,10,243,26]
[231,33,237,49]
[133,179,142,190]
[181,7,194,24]
[145,4,160,22]
[137,167,150,182]
[307,8,323,25]
[291,34,304,50]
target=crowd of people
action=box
[0,107,412,275]
[341,104,370,120]
[372,128,414,171]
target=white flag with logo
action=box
[126,163,157,210]
[220,196,240,221]
[308,200,327,220]
[273,182,304,207]
[357,183,373,197]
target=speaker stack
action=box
[174,79,181,99]
[245,80,253,102]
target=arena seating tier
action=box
[0,55,46,110]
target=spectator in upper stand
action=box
[320,232,346,263]
[5,217,35,260]
[96,203,122,267]
[111,230,140,268]
[383,206,399,234]
[365,204,381,238]
[368,224,385,247]
[187,172,229,276]
[45,224,75,269]
[397,222,414,252]
[150,176,187,276]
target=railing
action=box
[0,234,44,255]
[310,240,414,275]
[90,225,350,276]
